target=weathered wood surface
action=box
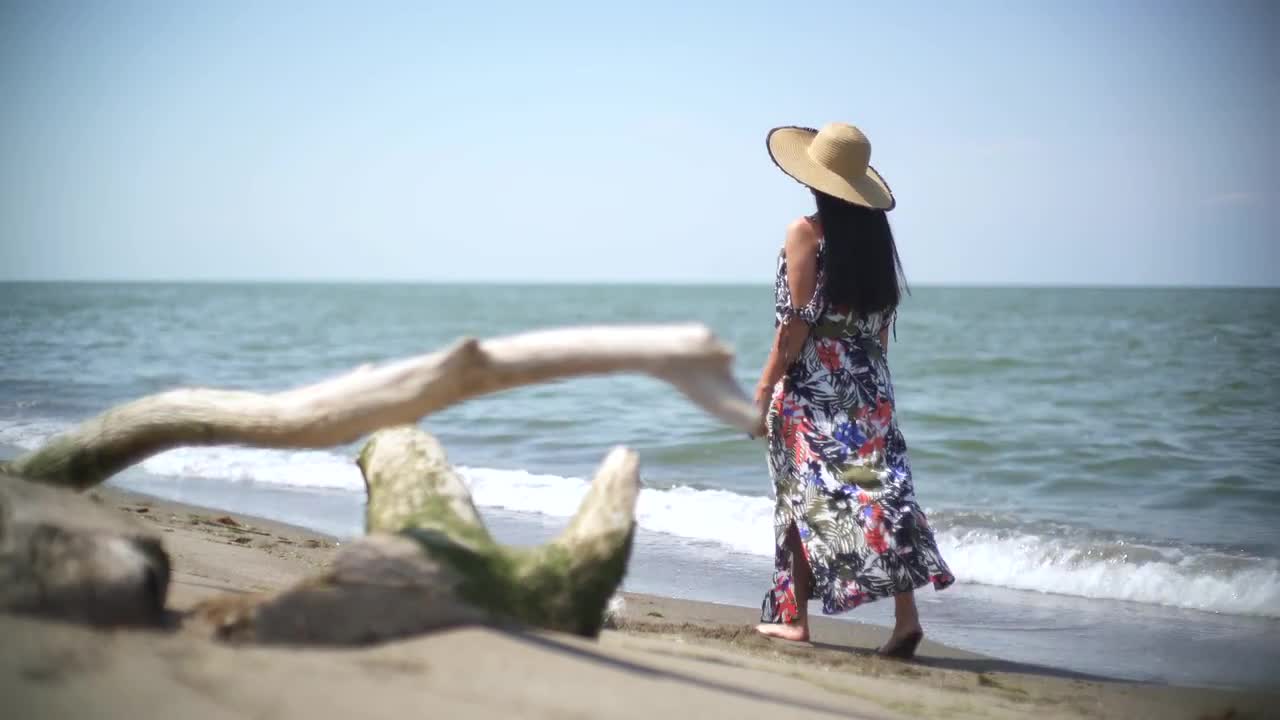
[192,428,639,643]
[2,325,754,491]
[0,475,169,626]
[1,324,752,641]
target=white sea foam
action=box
[934,528,1280,618]
[142,446,364,491]
[459,465,777,556]
[4,418,1278,617]
[0,419,70,451]
[463,460,1280,616]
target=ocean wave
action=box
[3,417,1277,617]
[142,446,364,491]
[0,419,70,451]
[935,527,1280,618]
[466,462,1280,617]
[461,465,776,556]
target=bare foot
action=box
[887,624,923,644]
[755,622,810,642]
[878,625,924,658]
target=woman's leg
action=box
[756,523,811,641]
[892,590,921,638]
[878,589,924,658]
[787,523,811,628]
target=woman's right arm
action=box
[752,220,821,436]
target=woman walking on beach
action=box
[752,123,954,658]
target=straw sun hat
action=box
[766,123,895,211]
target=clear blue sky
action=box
[1,1,1276,285]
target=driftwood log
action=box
[0,324,754,640]
[2,324,753,491]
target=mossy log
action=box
[193,427,639,642]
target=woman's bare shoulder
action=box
[784,216,820,256]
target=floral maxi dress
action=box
[761,240,955,625]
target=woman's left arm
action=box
[753,221,820,434]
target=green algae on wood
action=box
[359,427,639,637]
[199,427,641,643]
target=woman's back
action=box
[772,234,894,346]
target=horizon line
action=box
[1,278,1277,290]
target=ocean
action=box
[2,282,1278,689]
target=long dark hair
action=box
[813,189,907,317]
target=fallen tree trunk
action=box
[193,427,638,642]
[2,324,753,641]
[2,324,754,491]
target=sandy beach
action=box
[1,487,1272,720]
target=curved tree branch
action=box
[3,324,755,490]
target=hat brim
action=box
[767,126,896,211]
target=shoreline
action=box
[3,484,1272,719]
[86,485,1032,663]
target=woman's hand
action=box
[751,382,772,439]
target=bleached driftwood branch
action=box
[2,324,754,491]
[193,427,639,642]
